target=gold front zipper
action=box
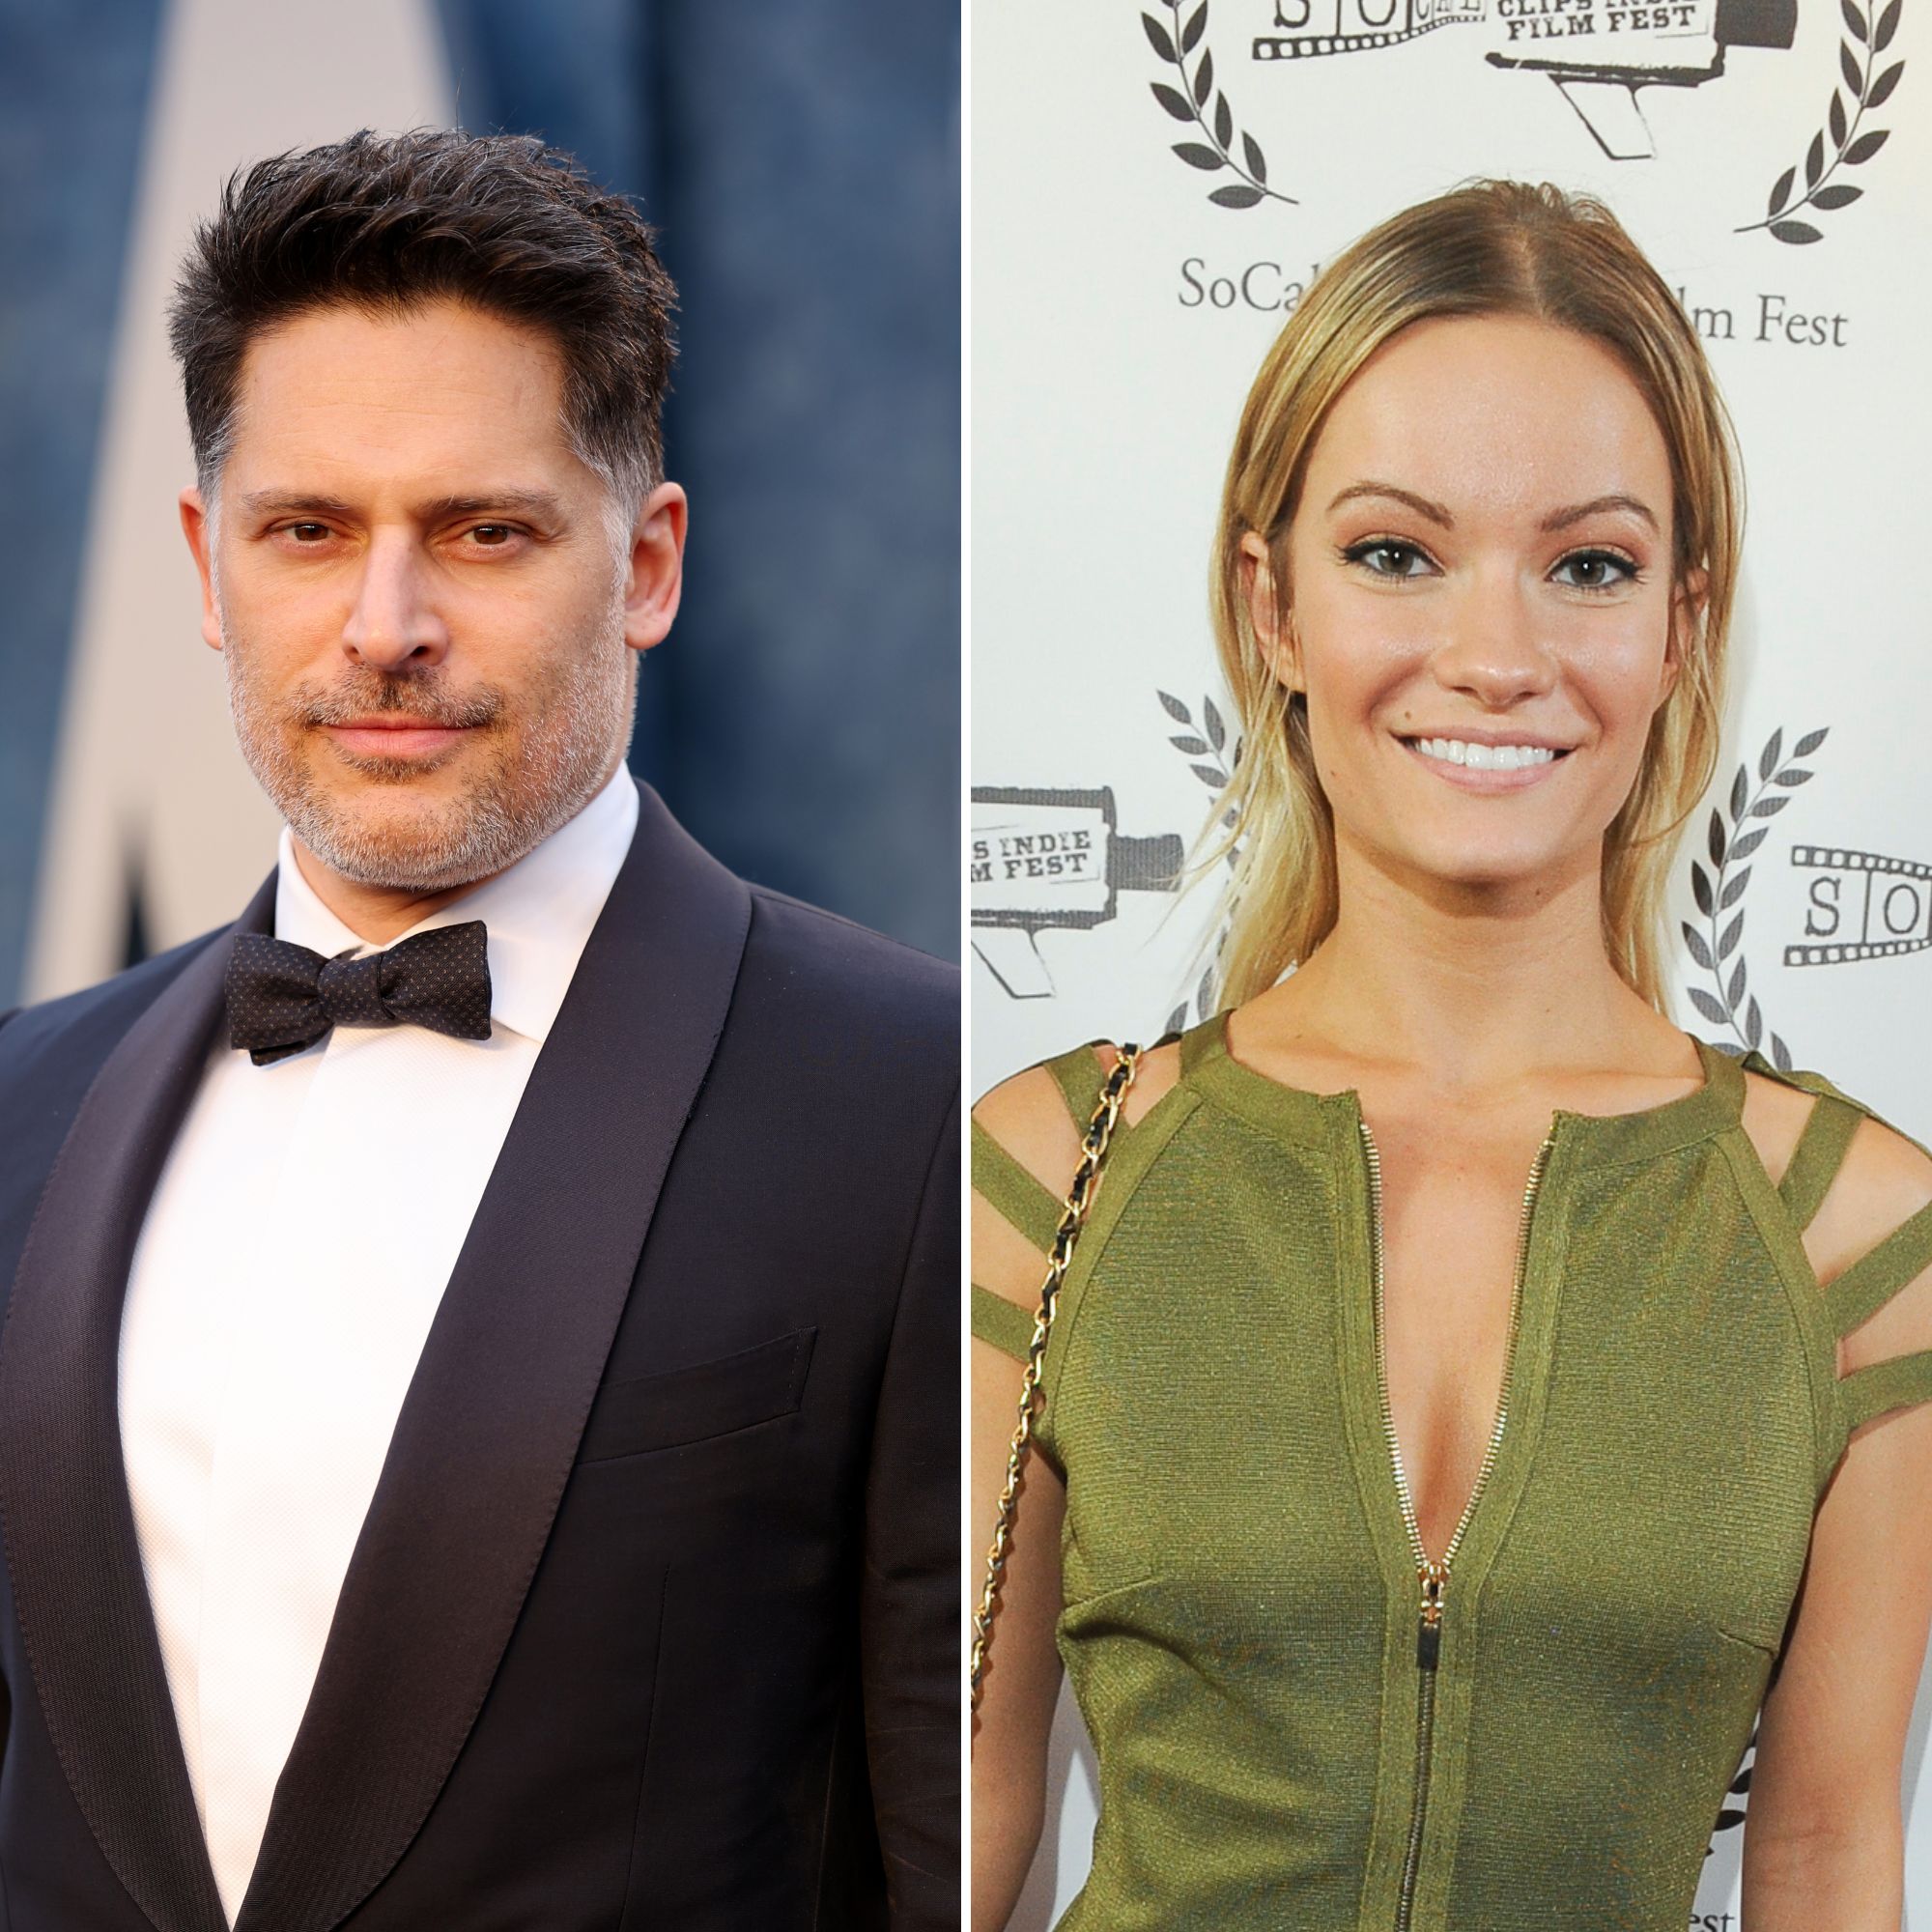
[1358,1117,1556,1932]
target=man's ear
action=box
[179,487,222,652]
[622,481,688,653]
[1237,530,1298,692]
[1662,564,1708,707]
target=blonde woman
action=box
[971,179,1932,1930]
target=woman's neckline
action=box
[1179,1006,1745,1170]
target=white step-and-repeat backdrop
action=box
[971,1,1930,1922]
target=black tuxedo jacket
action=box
[0,779,959,1931]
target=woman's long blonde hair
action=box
[1206,178,1743,1016]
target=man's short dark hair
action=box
[169,127,677,518]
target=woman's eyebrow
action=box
[1538,493,1657,534]
[1324,481,1657,535]
[1326,481,1451,526]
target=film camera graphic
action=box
[971,787,1186,999]
[1254,0,1796,159]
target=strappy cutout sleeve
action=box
[971,1043,1113,1363]
[971,1117,1063,1252]
[971,1283,1039,1362]
[1774,1092,1863,1229]
[1768,1072,1932,1435]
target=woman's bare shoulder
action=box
[974,1035,1186,1151]
[973,1062,1083,1316]
[973,1062,1082,1192]
[971,1037,1185,1314]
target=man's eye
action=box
[284,523,331,544]
[467,525,516,547]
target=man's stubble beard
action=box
[222,600,638,895]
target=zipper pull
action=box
[1416,1561,1445,1671]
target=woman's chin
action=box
[1366,826,1591,897]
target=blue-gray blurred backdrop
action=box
[0,0,959,1009]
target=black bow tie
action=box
[226,921,494,1065]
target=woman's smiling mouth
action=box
[1395,732,1576,789]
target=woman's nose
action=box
[1434,565,1556,704]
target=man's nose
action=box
[340,532,449,670]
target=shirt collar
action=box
[272,764,640,1046]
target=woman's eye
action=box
[1552,550,1636,592]
[1345,539,1433,579]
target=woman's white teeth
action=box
[1412,737,1557,771]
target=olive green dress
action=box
[972,1013,1932,1930]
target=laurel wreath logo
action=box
[1712,1734,1753,1844]
[1160,687,1235,793]
[1165,956,1223,1038]
[1142,3,1295,210]
[1683,726,1828,1068]
[1159,689,1244,1032]
[1740,0,1903,244]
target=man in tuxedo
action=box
[0,129,957,1931]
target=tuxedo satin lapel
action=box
[0,872,277,1932]
[236,781,753,1932]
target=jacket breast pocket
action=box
[576,1325,818,1463]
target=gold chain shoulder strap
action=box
[969,1041,1142,1720]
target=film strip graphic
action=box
[1255,0,1484,61]
[1784,845,1932,966]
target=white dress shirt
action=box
[117,765,639,1926]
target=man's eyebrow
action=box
[1324,482,1658,535]
[237,489,567,523]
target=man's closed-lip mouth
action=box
[324,718,473,757]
